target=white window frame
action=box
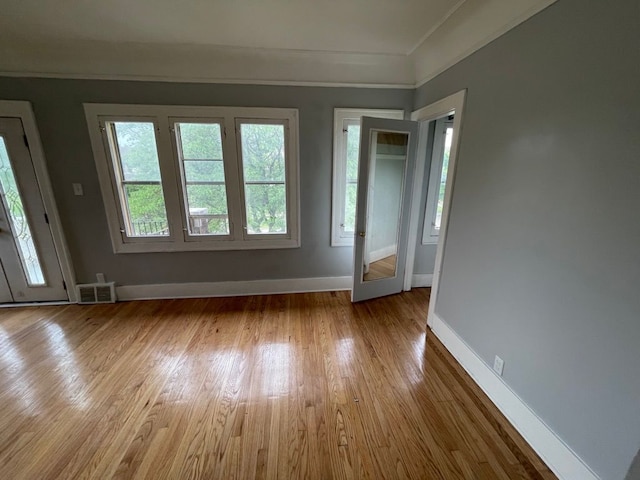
[85,104,299,253]
[422,116,454,245]
[331,108,404,247]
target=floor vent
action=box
[76,282,117,304]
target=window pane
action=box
[343,123,361,235]
[185,185,229,235]
[240,123,288,235]
[183,160,225,182]
[108,122,169,238]
[175,122,230,236]
[240,124,286,182]
[178,123,223,160]
[434,127,453,230]
[0,137,45,286]
[344,182,357,233]
[244,184,286,234]
[346,124,361,182]
[113,122,161,182]
[123,184,169,237]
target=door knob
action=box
[358,231,365,237]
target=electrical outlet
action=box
[96,273,106,283]
[493,355,505,376]
[73,183,84,196]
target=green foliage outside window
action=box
[113,122,168,235]
[112,121,288,237]
[240,124,287,234]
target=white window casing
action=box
[331,108,404,247]
[85,104,300,253]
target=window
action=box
[174,121,230,236]
[331,108,404,246]
[422,116,453,244]
[104,120,169,238]
[85,105,299,252]
[238,121,288,236]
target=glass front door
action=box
[0,118,66,303]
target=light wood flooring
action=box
[0,289,557,479]
[363,255,397,281]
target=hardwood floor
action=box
[0,289,556,479]
[363,255,397,281]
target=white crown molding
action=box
[407,0,468,55]
[411,0,558,87]
[115,276,351,301]
[430,313,600,480]
[0,39,414,89]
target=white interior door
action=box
[0,118,67,303]
[351,117,418,302]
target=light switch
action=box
[73,183,84,196]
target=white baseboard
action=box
[369,244,397,263]
[115,276,352,301]
[429,313,599,480]
[411,273,433,288]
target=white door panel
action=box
[0,118,67,303]
[351,117,418,302]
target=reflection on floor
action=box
[0,289,556,479]
[364,254,397,281]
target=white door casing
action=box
[0,117,67,302]
[406,90,467,325]
[0,101,75,304]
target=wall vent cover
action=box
[76,282,116,304]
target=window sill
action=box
[112,238,301,254]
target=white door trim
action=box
[404,90,466,329]
[0,100,77,302]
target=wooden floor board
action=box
[0,289,556,479]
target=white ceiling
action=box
[0,0,457,55]
[0,0,556,87]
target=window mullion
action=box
[222,117,244,241]
[283,118,295,240]
[103,123,133,236]
[155,116,185,243]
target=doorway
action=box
[0,113,70,303]
[408,91,466,326]
[351,90,466,307]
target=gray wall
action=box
[415,0,640,479]
[0,78,413,284]
[627,451,640,480]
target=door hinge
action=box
[23,135,29,148]
[44,213,49,224]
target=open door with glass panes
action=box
[0,118,67,303]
